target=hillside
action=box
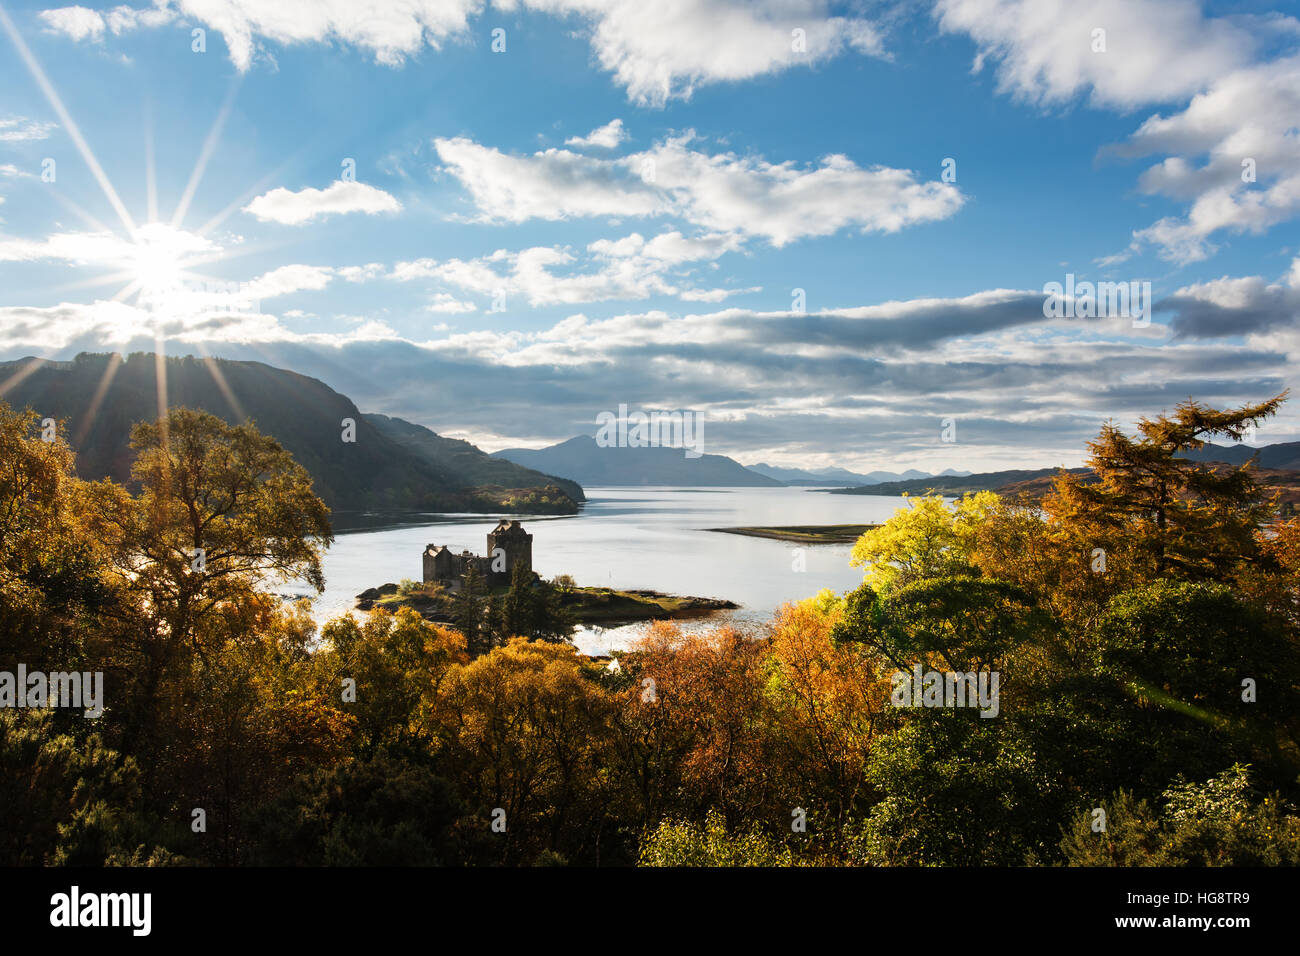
[0,353,582,514]
[1181,441,1300,470]
[830,467,1089,497]
[831,454,1300,513]
[494,435,783,486]
[365,413,584,503]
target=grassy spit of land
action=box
[705,523,879,544]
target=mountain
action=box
[745,463,877,485]
[364,413,584,503]
[1181,442,1300,471]
[746,463,970,486]
[831,467,1086,497]
[831,444,1300,504]
[494,435,783,486]
[0,353,582,514]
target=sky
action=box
[0,0,1298,474]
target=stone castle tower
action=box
[422,519,533,590]
[486,519,532,586]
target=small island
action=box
[354,520,736,628]
[357,581,737,627]
[705,523,879,544]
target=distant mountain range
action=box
[747,462,972,486]
[494,435,783,486]
[0,353,583,514]
[492,436,978,487]
[831,441,1300,504]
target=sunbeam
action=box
[197,347,247,422]
[0,356,49,400]
[73,351,124,448]
[171,77,243,230]
[144,102,158,225]
[0,3,135,235]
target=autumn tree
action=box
[431,639,621,865]
[1046,393,1287,584]
[764,591,887,827]
[0,403,112,677]
[91,408,331,746]
[849,492,997,591]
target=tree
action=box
[493,563,574,645]
[111,407,332,639]
[1088,580,1299,792]
[833,576,1041,676]
[431,639,622,865]
[1059,765,1300,866]
[249,749,464,865]
[764,592,886,827]
[0,711,177,865]
[453,562,491,657]
[1046,393,1286,583]
[638,810,794,866]
[850,492,997,591]
[317,607,466,754]
[90,408,332,763]
[0,403,111,676]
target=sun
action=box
[128,225,188,295]
[119,222,226,308]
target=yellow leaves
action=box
[849,492,999,590]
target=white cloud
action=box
[1116,56,1300,263]
[0,116,58,143]
[428,293,477,314]
[6,278,1290,472]
[336,263,387,282]
[0,226,219,266]
[933,0,1260,109]
[39,3,176,41]
[565,118,627,149]
[393,229,749,307]
[39,1,483,71]
[505,0,885,106]
[244,264,335,299]
[434,133,965,245]
[243,180,402,225]
[39,6,108,41]
[38,1,882,103]
[678,286,760,302]
[936,0,1300,264]
[434,137,665,222]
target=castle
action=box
[422,519,533,590]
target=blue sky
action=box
[1,0,1298,473]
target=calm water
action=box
[289,486,911,655]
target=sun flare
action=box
[118,223,225,306]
